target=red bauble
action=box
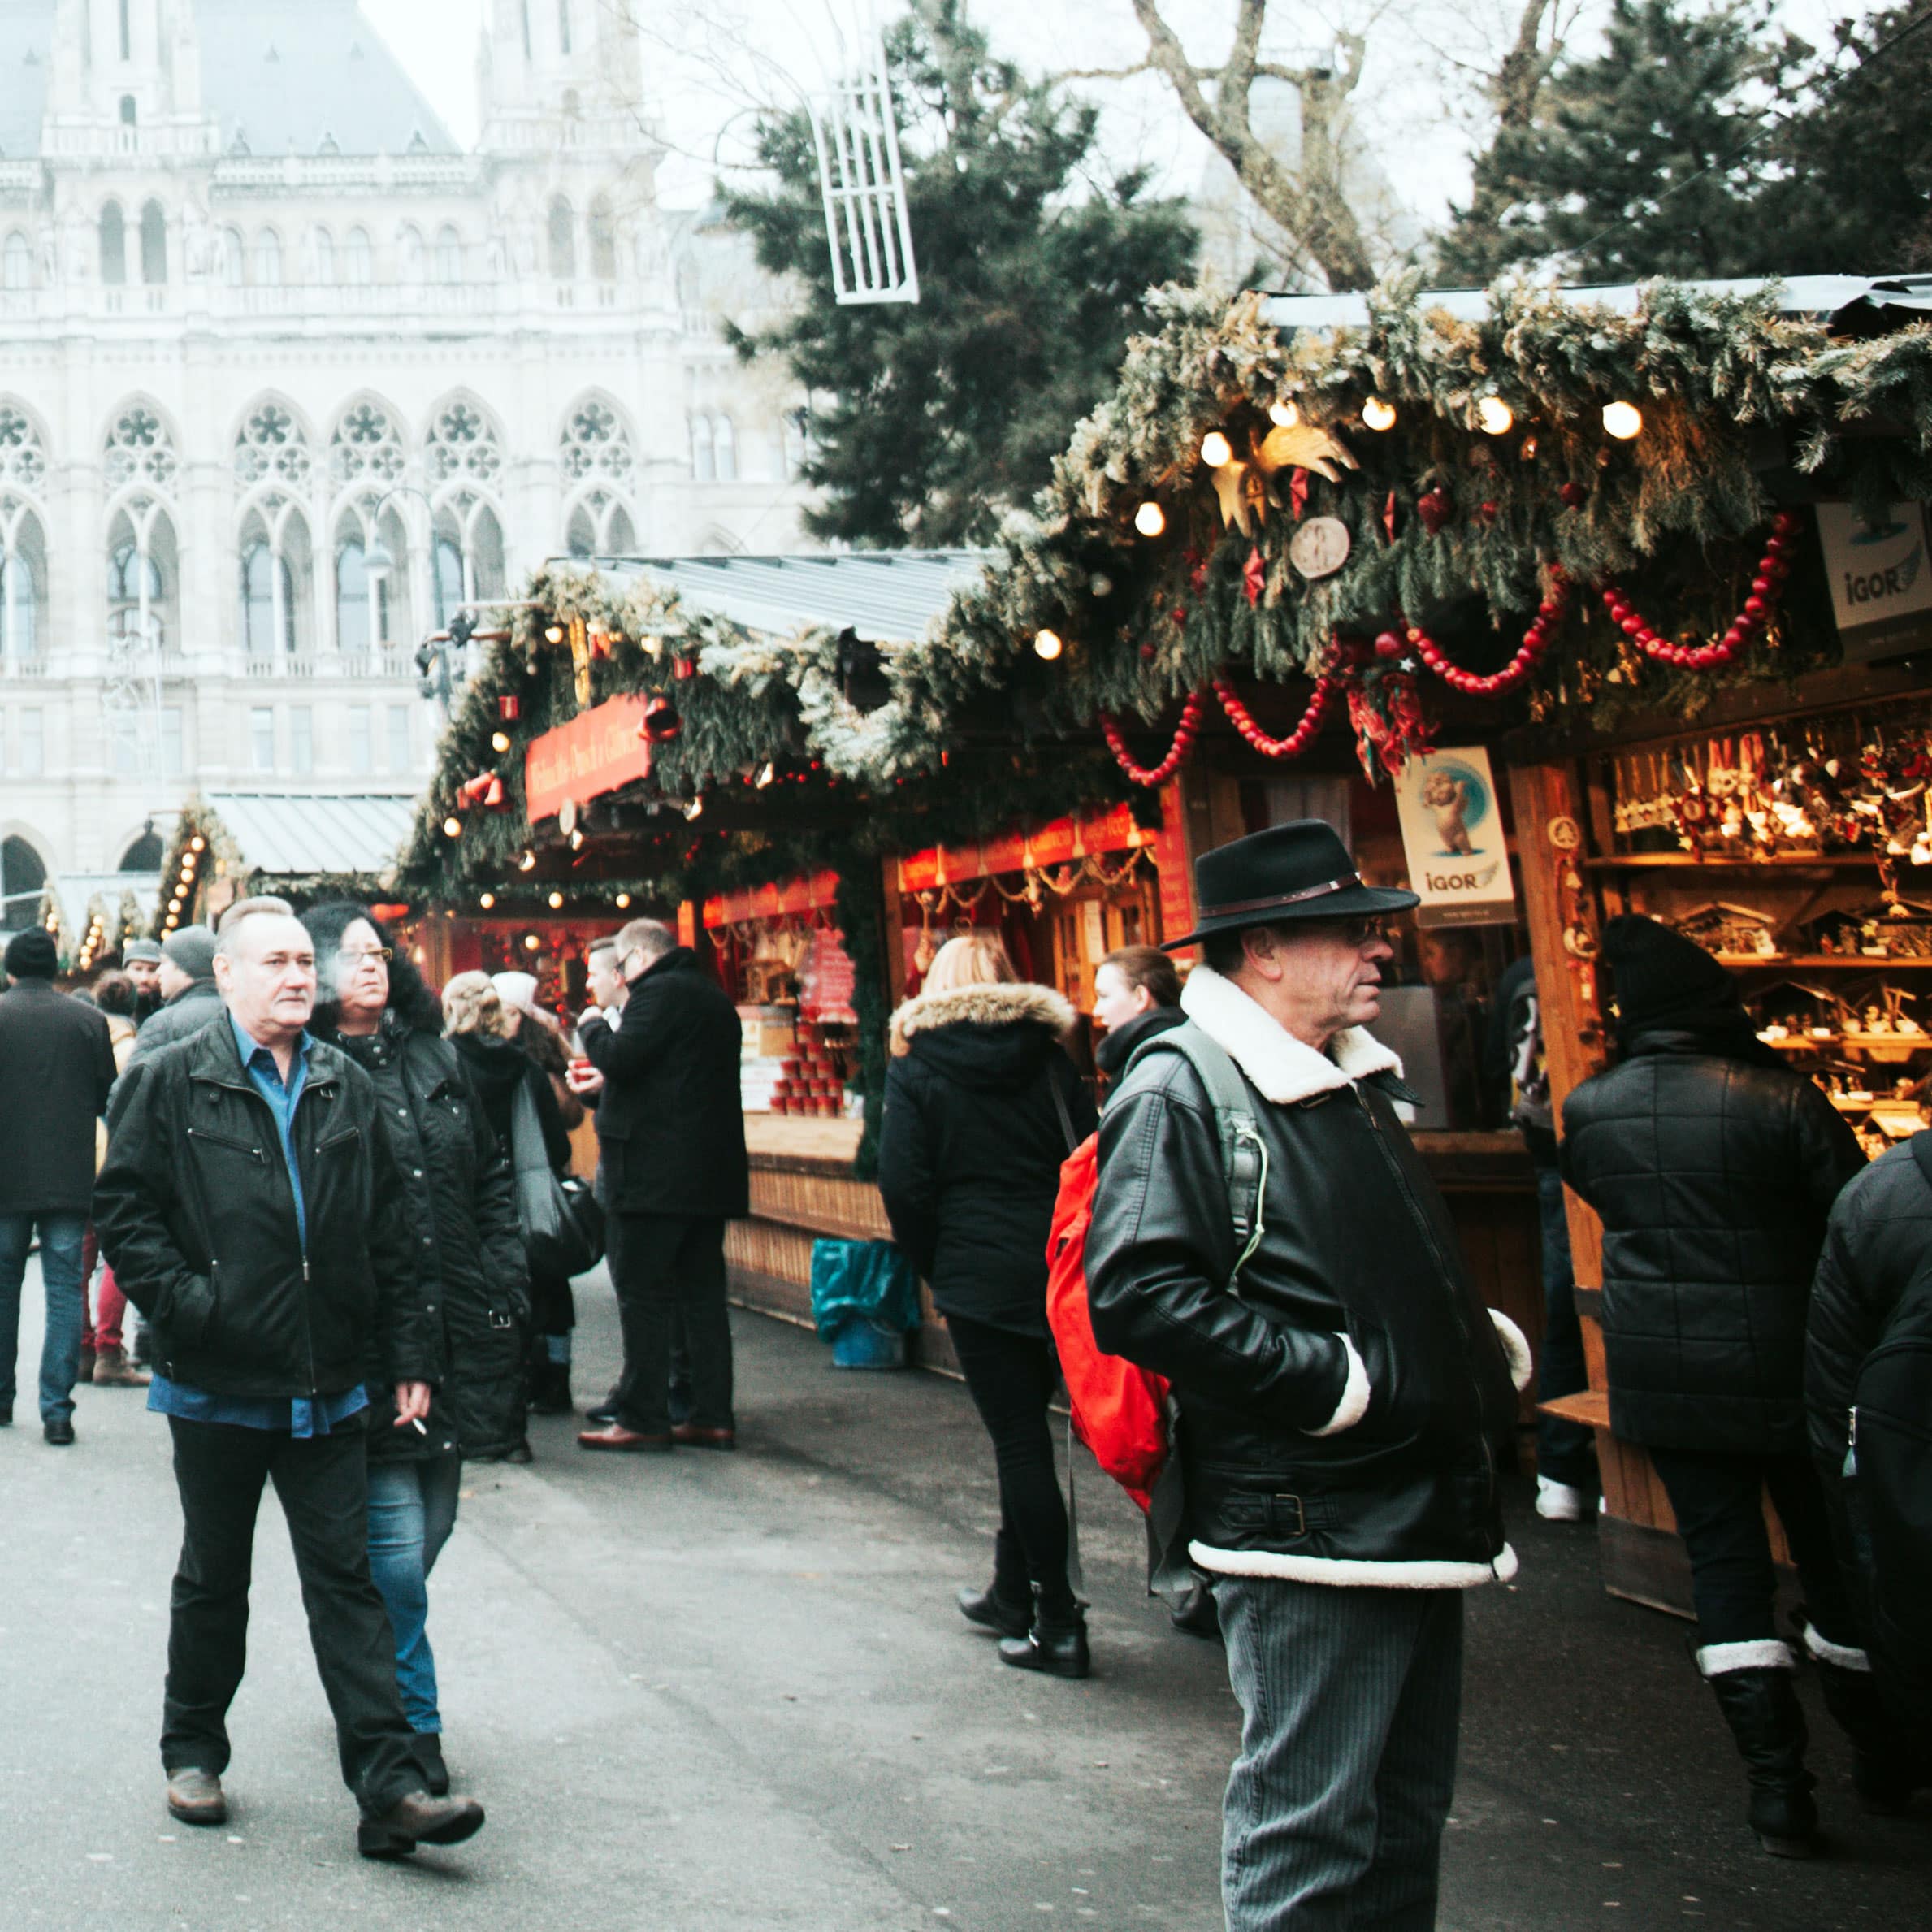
[1374,630,1404,660]
[1559,482,1588,509]
[639,695,681,742]
[1417,487,1453,535]
[1102,691,1206,787]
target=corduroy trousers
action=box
[1215,1575,1464,1931]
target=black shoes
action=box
[1706,1666,1821,1856]
[586,1390,621,1426]
[44,1416,75,1446]
[957,1583,1031,1640]
[999,1610,1091,1679]
[165,1767,227,1826]
[357,1789,486,1860]
[527,1362,574,1415]
[414,1733,450,1798]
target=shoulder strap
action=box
[1124,1021,1269,1289]
[1046,1065,1080,1157]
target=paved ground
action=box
[1,1259,1926,1932]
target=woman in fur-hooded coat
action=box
[878,934,1097,1670]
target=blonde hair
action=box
[921,931,1017,995]
[442,969,509,1039]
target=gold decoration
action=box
[1253,421,1359,483]
[569,615,591,708]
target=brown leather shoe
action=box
[357,1789,485,1859]
[166,1766,227,1826]
[576,1423,673,1451]
[670,1423,737,1450]
[93,1345,151,1387]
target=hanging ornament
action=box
[673,655,698,681]
[483,774,506,809]
[1288,468,1310,521]
[1242,545,1266,607]
[1102,690,1206,787]
[499,695,521,721]
[1288,517,1350,581]
[639,695,681,742]
[1559,481,1588,509]
[1348,674,1434,779]
[1410,576,1570,696]
[1254,421,1358,483]
[1417,486,1453,535]
[1213,674,1335,760]
[1479,500,1500,525]
[1382,492,1399,542]
[1211,460,1257,535]
[1187,551,1208,592]
[1598,512,1800,670]
[1374,630,1405,661]
[457,773,495,807]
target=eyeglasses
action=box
[1328,916,1393,947]
[339,946,393,964]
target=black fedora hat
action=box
[1163,820,1419,950]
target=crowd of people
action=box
[0,816,1926,1918]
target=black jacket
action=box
[0,979,115,1215]
[1562,1027,1867,1454]
[580,947,748,1220]
[95,1018,431,1399]
[327,1018,530,1460]
[1094,1003,1186,1085]
[451,1030,572,1173]
[1085,967,1523,1584]
[877,981,1096,1336]
[127,978,223,1069]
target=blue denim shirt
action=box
[148,1016,367,1440]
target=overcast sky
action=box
[362,0,1886,224]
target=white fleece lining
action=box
[1190,1540,1520,1589]
[1801,1623,1872,1671]
[1490,1310,1534,1393]
[1697,1639,1796,1677]
[1306,1333,1370,1436]
[1180,966,1401,1106]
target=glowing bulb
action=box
[1133,501,1166,538]
[1033,628,1063,661]
[168,898,181,913]
[544,623,565,644]
[491,730,511,753]
[190,836,206,852]
[1602,401,1643,440]
[548,890,565,909]
[1362,396,1397,431]
[1268,400,1300,429]
[479,892,496,909]
[755,762,775,789]
[517,849,536,872]
[570,828,585,850]
[523,933,541,952]
[683,797,704,821]
[615,893,631,909]
[442,815,462,838]
[1476,396,1514,435]
[1199,431,1232,468]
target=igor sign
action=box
[1394,747,1518,929]
[1817,501,1932,662]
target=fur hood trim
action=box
[1189,1541,1519,1590]
[1490,1310,1534,1393]
[1180,965,1401,1105]
[889,980,1076,1056]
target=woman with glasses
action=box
[301,903,530,1799]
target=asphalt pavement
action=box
[1,1258,1925,1932]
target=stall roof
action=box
[1259,274,1932,334]
[207,791,418,877]
[559,549,995,647]
[54,873,160,937]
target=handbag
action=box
[509,1075,605,1278]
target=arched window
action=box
[425,397,502,488]
[240,540,295,656]
[328,397,405,491]
[104,403,177,492]
[345,227,373,284]
[547,197,574,279]
[233,399,311,490]
[589,197,617,280]
[2,511,46,667]
[100,201,127,285]
[220,226,244,285]
[309,226,334,284]
[335,536,392,655]
[398,225,424,280]
[713,415,738,483]
[119,95,137,128]
[2,233,30,292]
[253,229,281,287]
[108,538,165,646]
[434,224,461,283]
[120,830,163,872]
[431,534,465,630]
[558,0,573,54]
[0,835,46,932]
[140,201,166,284]
[690,414,714,483]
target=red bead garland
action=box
[1599,512,1801,669]
[1102,688,1205,786]
[1213,674,1336,760]
[1410,575,1570,695]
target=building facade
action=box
[0,0,811,935]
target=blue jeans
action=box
[365,1455,462,1733]
[0,1212,88,1424]
[1217,1576,1463,1931]
[1531,1157,1596,1489]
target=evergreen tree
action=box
[723,2,1198,548]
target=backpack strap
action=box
[1125,1021,1269,1291]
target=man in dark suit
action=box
[574,918,748,1451]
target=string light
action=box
[479,891,496,909]
[1133,501,1166,538]
[755,762,775,789]
[615,892,631,909]
[1602,401,1644,440]
[683,797,704,821]
[1200,431,1232,467]
[544,623,565,643]
[1033,628,1063,661]
[1476,396,1514,435]
[1362,396,1397,431]
[442,815,462,838]
[1267,400,1300,429]
[517,849,536,872]
[548,890,565,909]
[491,731,511,753]
[569,828,585,850]
[523,933,541,951]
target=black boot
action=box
[528,1362,574,1416]
[1705,1666,1821,1856]
[957,1582,1031,1640]
[413,1732,450,1798]
[1811,1654,1927,1814]
[999,1605,1090,1679]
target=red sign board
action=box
[895,804,1146,895]
[524,695,653,825]
[700,869,843,929]
[1150,780,1197,950]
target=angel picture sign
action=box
[1394,746,1519,929]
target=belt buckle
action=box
[1275,1492,1306,1537]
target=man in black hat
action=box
[0,925,117,1443]
[1085,821,1527,1931]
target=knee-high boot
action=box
[1801,1624,1929,1813]
[1701,1648,1820,1857]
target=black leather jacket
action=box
[96,1017,431,1399]
[1086,970,1522,1585]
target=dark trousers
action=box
[945,1312,1075,1620]
[162,1415,422,1815]
[1217,1577,1463,1931]
[1648,1445,1860,1653]
[1530,1155,1596,1488]
[610,1212,732,1433]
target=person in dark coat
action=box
[0,925,117,1441]
[127,925,223,1070]
[305,906,531,1796]
[1090,943,1186,1086]
[574,920,749,1453]
[1562,915,1872,1856]
[879,934,1098,1675]
[1804,1137,1932,1802]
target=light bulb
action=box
[570,828,585,850]
[683,797,704,821]
[1268,400,1300,429]
[1362,396,1397,431]
[190,836,205,852]
[755,762,775,789]
[615,893,631,909]
[1133,500,1166,538]
[1033,628,1063,661]
[544,623,565,644]
[1476,396,1514,435]
[517,849,536,872]
[548,890,564,909]
[523,933,541,952]
[479,892,496,909]
[442,815,462,838]
[168,898,181,912]
[491,730,511,753]
[1200,431,1232,468]
[1602,401,1643,440]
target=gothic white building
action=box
[0,0,812,938]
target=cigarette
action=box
[410,1416,427,1434]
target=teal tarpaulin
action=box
[809,1238,921,1337]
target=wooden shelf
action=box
[1540,1390,1611,1429]
[1714,955,1932,969]
[1586,852,1891,871]
[1763,1034,1932,1052]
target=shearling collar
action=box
[889,980,1076,1056]
[1180,965,1401,1106]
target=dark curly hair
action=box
[301,900,444,1037]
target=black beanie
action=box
[1599,914,1743,1033]
[4,926,59,981]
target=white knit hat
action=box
[491,970,539,1014]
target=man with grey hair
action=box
[97,896,487,1856]
[575,917,748,1451]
